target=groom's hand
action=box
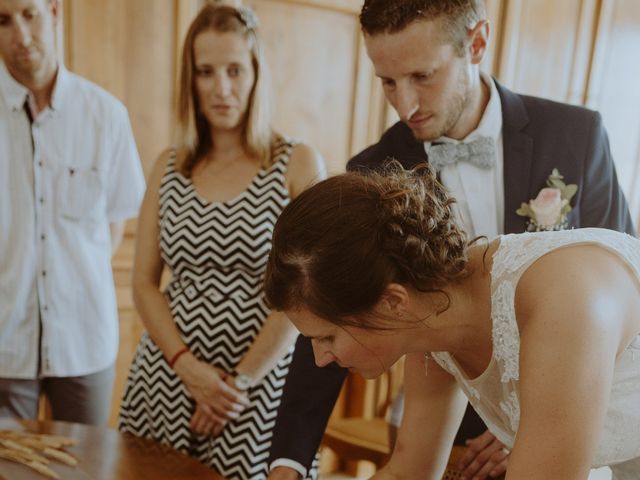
[458,429,509,479]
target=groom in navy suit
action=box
[267,1,635,479]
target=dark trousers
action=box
[0,365,115,425]
[453,403,487,445]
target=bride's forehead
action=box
[285,308,379,339]
[286,308,334,332]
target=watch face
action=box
[234,374,252,391]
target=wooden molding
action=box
[349,32,388,159]
[567,0,599,105]
[264,0,362,15]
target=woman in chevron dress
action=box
[118,5,325,479]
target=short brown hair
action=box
[360,0,485,55]
[264,162,470,329]
[175,4,273,176]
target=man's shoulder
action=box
[347,121,425,172]
[519,92,597,118]
[65,70,128,117]
[502,84,600,132]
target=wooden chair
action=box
[321,357,464,478]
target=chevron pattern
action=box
[119,139,318,479]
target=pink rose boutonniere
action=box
[516,169,578,231]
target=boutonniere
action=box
[516,169,577,232]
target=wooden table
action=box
[0,418,224,479]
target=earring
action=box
[424,352,431,376]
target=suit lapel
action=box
[497,82,534,234]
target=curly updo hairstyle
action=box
[264,162,470,329]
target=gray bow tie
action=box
[428,137,496,171]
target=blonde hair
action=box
[175,4,274,176]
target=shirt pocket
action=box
[57,166,105,221]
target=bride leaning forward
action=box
[264,163,640,480]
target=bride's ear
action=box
[376,283,410,318]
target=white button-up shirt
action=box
[0,62,145,378]
[425,73,504,239]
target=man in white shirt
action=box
[268,1,634,479]
[0,0,145,424]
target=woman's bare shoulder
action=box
[286,142,326,198]
[515,244,633,342]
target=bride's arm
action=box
[372,352,467,479]
[508,249,624,479]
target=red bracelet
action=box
[168,346,190,369]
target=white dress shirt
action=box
[0,62,145,378]
[425,73,504,239]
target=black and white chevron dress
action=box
[118,138,316,479]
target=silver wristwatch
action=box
[232,372,252,391]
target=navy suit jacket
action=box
[268,82,635,471]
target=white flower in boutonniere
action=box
[516,169,578,232]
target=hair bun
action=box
[375,161,468,290]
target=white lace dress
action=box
[431,228,640,478]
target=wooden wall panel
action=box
[245,0,371,173]
[64,0,126,99]
[496,0,598,104]
[350,33,388,157]
[123,1,176,175]
[64,0,179,177]
[483,0,506,77]
[586,0,640,228]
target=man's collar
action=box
[0,62,30,111]
[49,64,71,111]
[471,71,503,142]
[0,61,70,113]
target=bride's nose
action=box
[311,340,337,367]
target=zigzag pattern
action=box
[119,138,318,479]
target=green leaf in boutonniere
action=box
[561,184,578,202]
[516,203,534,217]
